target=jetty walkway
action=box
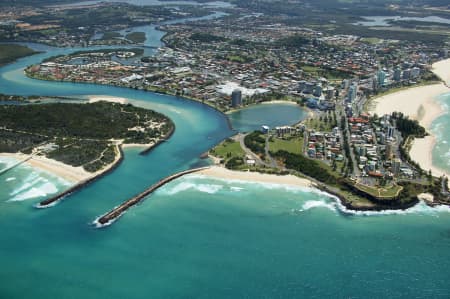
[95,166,209,226]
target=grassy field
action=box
[306,114,336,132]
[354,183,403,198]
[125,32,146,43]
[210,138,245,159]
[269,136,303,155]
[0,44,37,66]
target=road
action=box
[236,133,266,167]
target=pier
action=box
[95,166,209,226]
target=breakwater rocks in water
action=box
[139,126,175,155]
[94,167,210,227]
[37,146,124,208]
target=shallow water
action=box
[431,92,450,175]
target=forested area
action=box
[272,150,338,185]
[0,102,173,172]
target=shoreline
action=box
[0,152,89,183]
[370,58,450,181]
[87,95,129,104]
[194,166,423,211]
[196,166,316,189]
[38,145,124,207]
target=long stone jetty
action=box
[37,146,124,208]
[95,166,209,227]
[139,126,175,155]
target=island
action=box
[0,100,174,205]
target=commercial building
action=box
[231,89,242,107]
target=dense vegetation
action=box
[0,44,37,66]
[272,150,337,185]
[244,131,266,157]
[125,32,146,43]
[389,112,427,175]
[391,112,427,138]
[0,102,172,141]
[0,130,46,153]
[47,139,116,172]
[0,102,174,172]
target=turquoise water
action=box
[432,92,450,174]
[1,174,450,298]
[228,103,307,133]
[1,32,450,298]
[0,157,71,202]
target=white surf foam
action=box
[9,174,42,196]
[5,177,16,182]
[160,181,223,195]
[166,175,450,217]
[301,200,337,212]
[9,182,59,202]
[187,174,313,194]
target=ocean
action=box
[1,173,450,298]
[1,28,450,298]
[432,92,450,175]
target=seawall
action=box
[94,166,210,227]
[37,145,124,208]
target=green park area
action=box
[269,136,303,155]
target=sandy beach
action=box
[432,58,450,85]
[87,95,129,104]
[0,152,90,182]
[370,58,450,181]
[197,166,316,188]
[261,100,298,105]
[371,83,448,128]
[0,144,123,184]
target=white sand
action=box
[0,153,89,182]
[87,95,128,104]
[432,58,450,85]
[261,100,298,105]
[0,145,122,184]
[197,166,316,188]
[370,58,450,182]
[371,83,448,127]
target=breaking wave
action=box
[9,182,59,202]
[182,175,450,217]
[158,181,223,195]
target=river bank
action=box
[370,59,450,181]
